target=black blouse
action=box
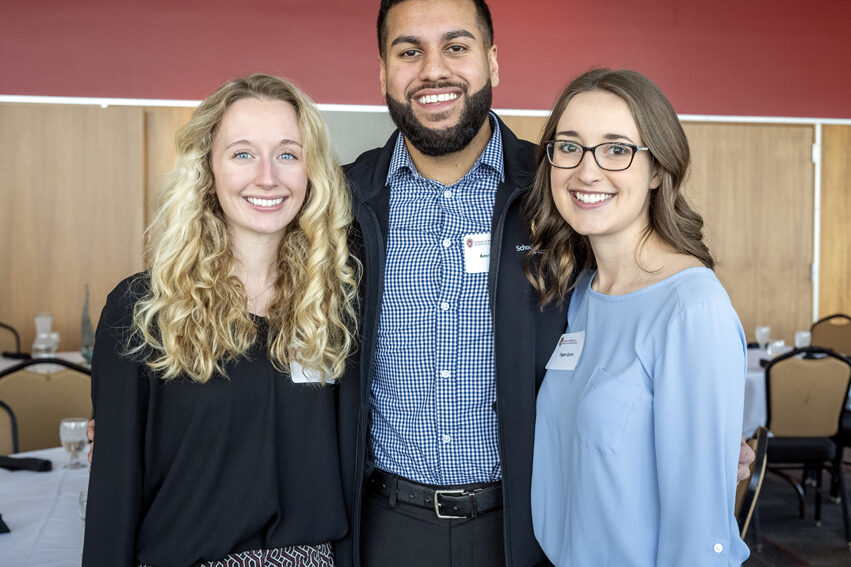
[82,275,348,567]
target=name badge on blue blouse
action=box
[545,331,585,371]
[290,359,335,384]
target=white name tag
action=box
[545,331,585,371]
[290,359,334,384]
[463,232,491,274]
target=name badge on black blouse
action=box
[290,360,334,384]
[545,331,585,371]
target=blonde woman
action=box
[82,74,359,567]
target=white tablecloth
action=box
[743,348,770,438]
[0,447,88,567]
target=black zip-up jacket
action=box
[335,117,567,567]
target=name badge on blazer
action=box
[545,331,585,371]
[463,232,491,274]
[290,359,334,384]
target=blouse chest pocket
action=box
[574,366,642,455]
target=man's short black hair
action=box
[377,0,494,57]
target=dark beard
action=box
[385,81,493,157]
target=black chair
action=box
[811,313,851,501]
[0,358,92,452]
[764,346,851,548]
[811,313,851,356]
[0,399,18,454]
[830,397,851,502]
[0,321,27,358]
[736,426,768,549]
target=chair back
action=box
[0,399,18,454]
[765,347,851,437]
[736,426,769,538]
[811,313,851,356]
[0,359,91,452]
[0,322,21,354]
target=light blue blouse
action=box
[531,268,749,566]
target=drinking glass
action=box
[79,490,88,527]
[34,312,52,335]
[59,418,89,469]
[755,326,771,350]
[32,312,57,358]
[794,331,812,349]
[767,339,786,358]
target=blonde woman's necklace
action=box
[246,280,276,307]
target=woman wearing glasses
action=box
[526,69,749,565]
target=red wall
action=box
[2,0,849,118]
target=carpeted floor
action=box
[743,449,851,566]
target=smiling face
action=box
[210,97,308,247]
[379,0,499,156]
[550,90,660,247]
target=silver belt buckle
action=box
[434,489,467,519]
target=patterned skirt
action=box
[139,543,335,567]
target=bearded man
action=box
[340,1,565,565]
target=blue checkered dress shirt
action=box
[370,114,505,485]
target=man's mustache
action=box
[405,81,467,100]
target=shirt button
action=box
[440,302,450,311]
[442,238,452,248]
[713,543,723,553]
[443,190,452,199]
[441,434,451,444]
[440,370,451,378]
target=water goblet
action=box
[59,418,89,469]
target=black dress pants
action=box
[362,489,506,567]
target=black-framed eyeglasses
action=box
[544,140,650,171]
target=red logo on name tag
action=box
[466,238,473,248]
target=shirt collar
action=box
[386,111,505,186]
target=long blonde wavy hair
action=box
[524,68,713,307]
[130,74,359,384]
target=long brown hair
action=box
[524,68,713,306]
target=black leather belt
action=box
[368,469,503,519]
